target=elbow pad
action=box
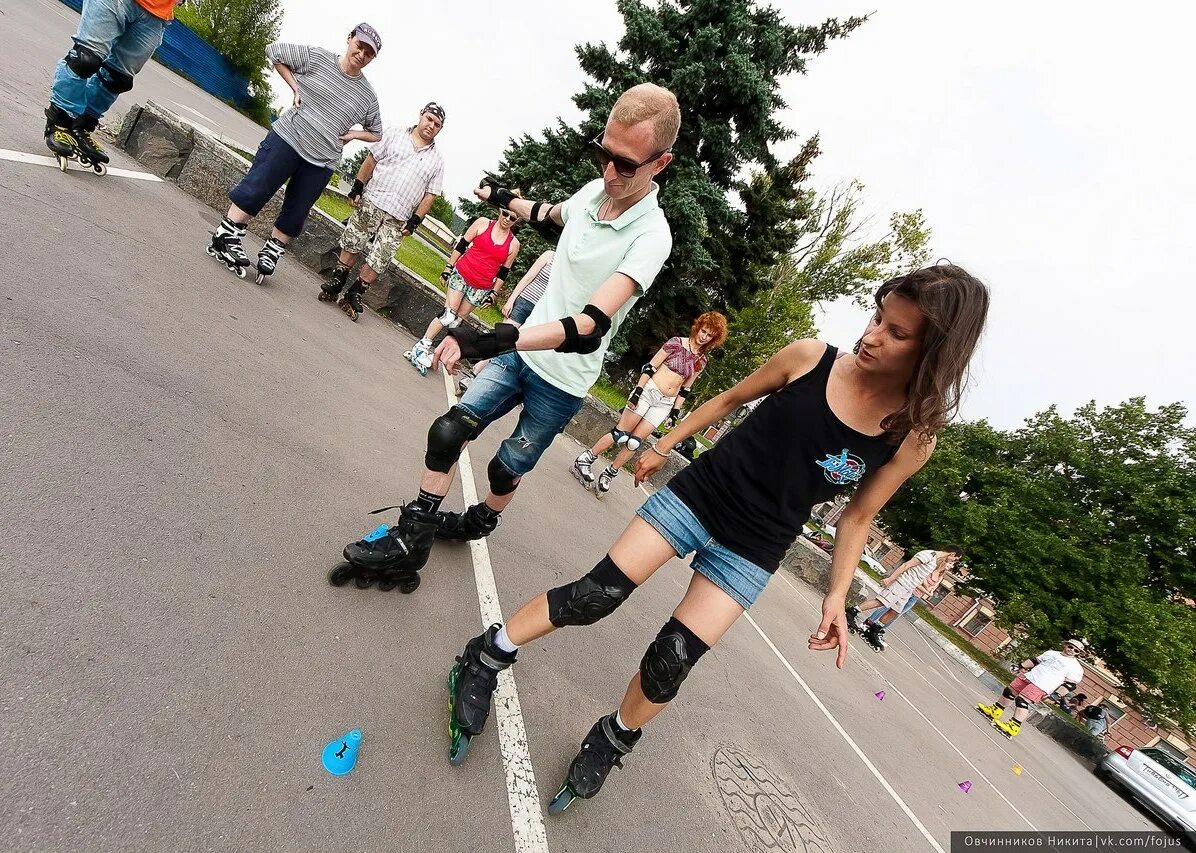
[640,363,656,377]
[554,304,612,354]
[678,387,691,400]
[454,237,469,254]
[495,264,511,285]
[528,201,563,241]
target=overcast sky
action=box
[273,1,1195,430]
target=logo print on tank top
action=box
[816,449,865,485]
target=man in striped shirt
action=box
[320,103,448,321]
[208,25,383,283]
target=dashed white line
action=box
[0,148,163,181]
[440,369,549,853]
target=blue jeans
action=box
[456,352,584,478]
[866,595,919,626]
[507,295,537,325]
[51,0,167,120]
[637,487,772,610]
[228,131,335,238]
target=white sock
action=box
[614,710,633,732]
[494,624,519,654]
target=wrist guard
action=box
[440,265,453,283]
[447,323,520,360]
[348,179,365,201]
[628,386,644,408]
[405,214,423,233]
[479,175,516,209]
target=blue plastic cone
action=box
[322,729,362,776]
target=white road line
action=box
[773,571,1092,830]
[743,612,947,853]
[0,148,163,182]
[898,627,962,684]
[440,370,550,853]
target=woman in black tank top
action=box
[445,265,989,809]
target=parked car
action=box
[1098,745,1196,843]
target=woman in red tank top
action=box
[405,210,522,375]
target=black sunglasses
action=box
[590,135,668,178]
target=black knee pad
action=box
[426,406,480,472]
[98,63,134,94]
[65,42,104,78]
[547,555,636,627]
[487,456,520,496]
[1014,696,1031,710]
[1002,687,1016,701]
[639,616,709,704]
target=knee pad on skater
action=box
[1002,687,1017,702]
[640,616,709,704]
[547,555,637,627]
[98,63,134,94]
[1014,696,1031,710]
[438,308,461,329]
[426,406,480,472]
[486,456,519,496]
[65,43,104,78]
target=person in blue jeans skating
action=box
[326,84,681,594]
[44,0,177,172]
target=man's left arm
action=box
[403,192,436,236]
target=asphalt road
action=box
[0,2,1166,850]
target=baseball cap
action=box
[352,23,382,54]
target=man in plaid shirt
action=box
[320,102,447,321]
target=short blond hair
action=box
[609,83,680,152]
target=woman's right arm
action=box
[266,44,309,107]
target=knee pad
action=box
[65,42,104,78]
[438,308,461,329]
[487,456,519,496]
[425,406,480,472]
[1002,687,1016,701]
[1014,696,1031,710]
[610,429,643,452]
[547,555,637,627]
[640,616,709,704]
[98,63,135,94]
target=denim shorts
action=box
[447,270,495,307]
[456,352,584,477]
[228,130,334,238]
[507,295,537,325]
[636,486,771,610]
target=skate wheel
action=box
[255,273,266,285]
[58,156,68,173]
[354,574,375,590]
[448,729,472,766]
[397,573,420,594]
[233,266,246,279]
[206,246,217,257]
[377,576,398,592]
[93,163,107,176]
[547,785,576,815]
[328,562,355,587]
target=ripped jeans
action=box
[457,352,584,477]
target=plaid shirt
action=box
[363,127,445,220]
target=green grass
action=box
[589,378,629,411]
[396,238,448,285]
[315,191,353,223]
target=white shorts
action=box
[877,584,916,612]
[629,379,676,428]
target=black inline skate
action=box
[207,216,251,277]
[319,264,351,304]
[547,713,641,814]
[255,237,286,284]
[44,104,106,175]
[328,504,439,593]
[435,502,501,542]
[339,278,367,321]
[862,622,886,652]
[447,624,517,765]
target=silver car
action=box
[1099,745,1196,842]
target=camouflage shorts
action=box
[339,198,406,274]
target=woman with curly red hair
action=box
[573,311,727,496]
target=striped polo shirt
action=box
[363,127,445,220]
[265,44,382,169]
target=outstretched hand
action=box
[808,597,850,669]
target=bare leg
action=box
[608,417,656,472]
[337,248,360,268]
[357,262,379,284]
[269,227,290,244]
[419,461,460,499]
[617,572,744,729]
[225,203,251,224]
[505,517,680,646]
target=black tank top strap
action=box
[788,343,837,389]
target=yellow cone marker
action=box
[1012,765,1023,775]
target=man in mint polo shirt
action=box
[331,83,680,593]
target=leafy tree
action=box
[460,0,866,359]
[339,148,369,182]
[429,196,455,228]
[695,182,931,404]
[879,400,1196,733]
[177,0,284,126]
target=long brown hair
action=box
[869,264,989,442]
